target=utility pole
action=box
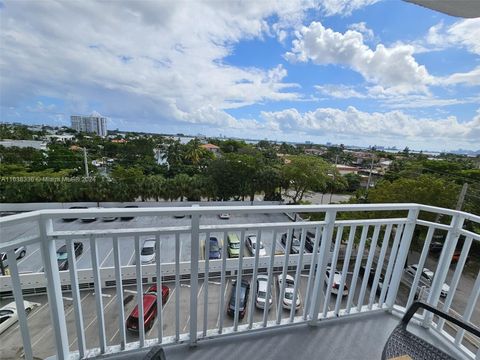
[329,155,339,203]
[83,147,89,177]
[455,183,469,211]
[365,156,375,192]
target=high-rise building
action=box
[70,111,107,137]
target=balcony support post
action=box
[423,213,464,327]
[308,209,336,325]
[189,208,200,346]
[39,217,70,360]
[385,207,419,310]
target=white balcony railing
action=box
[0,203,479,360]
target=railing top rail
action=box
[0,203,423,223]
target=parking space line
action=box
[100,248,114,267]
[182,282,204,333]
[216,279,230,327]
[69,294,117,348]
[17,247,40,265]
[127,251,135,266]
[31,292,91,348]
[7,300,50,334]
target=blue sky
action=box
[0,0,479,151]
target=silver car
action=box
[140,239,156,264]
[255,275,272,309]
[246,235,267,257]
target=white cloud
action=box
[285,22,433,94]
[0,1,316,130]
[426,19,480,55]
[440,66,480,87]
[261,106,480,145]
[348,22,374,41]
[315,84,366,98]
[320,0,381,16]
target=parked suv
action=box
[227,233,241,258]
[227,279,250,319]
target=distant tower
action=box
[70,111,107,137]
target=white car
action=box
[405,264,450,297]
[277,274,295,289]
[0,301,39,335]
[325,267,349,296]
[219,213,230,219]
[246,235,267,257]
[255,275,273,309]
[282,287,301,311]
[140,239,156,264]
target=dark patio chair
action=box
[382,302,480,360]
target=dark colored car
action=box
[281,233,301,254]
[208,237,222,259]
[56,242,84,270]
[227,279,250,319]
[359,265,385,293]
[304,230,319,252]
[126,284,169,332]
[429,242,443,254]
[62,206,88,222]
[121,205,138,221]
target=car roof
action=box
[129,294,156,318]
[57,245,67,253]
[143,239,156,247]
[228,233,240,242]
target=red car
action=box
[126,285,169,332]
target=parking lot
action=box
[2,212,293,273]
[0,266,390,360]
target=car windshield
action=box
[210,240,219,251]
[141,247,154,255]
[285,292,294,300]
[57,252,68,261]
[230,242,240,249]
[258,291,266,298]
[252,242,264,249]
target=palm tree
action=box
[184,139,204,166]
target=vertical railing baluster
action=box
[248,230,262,329]
[189,212,200,344]
[203,231,210,337]
[357,225,380,312]
[308,210,336,324]
[174,233,180,341]
[233,230,245,331]
[379,224,404,306]
[134,235,145,347]
[276,228,292,324]
[386,208,419,309]
[7,248,34,360]
[437,236,473,332]
[113,236,126,349]
[406,226,435,309]
[345,225,369,314]
[218,231,228,334]
[263,230,277,327]
[155,234,163,342]
[290,227,307,322]
[335,226,356,316]
[323,225,343,317]
[39,218,69,359]
[303,225,323,320]
[66,238,86,357]
[454,270,480,346]
[369,224,392,310]
[91,235,107,353]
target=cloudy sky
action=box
[0,0,479,151]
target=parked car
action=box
[255,275,272,309]
[227,279,250,319]
[325,267,349,296]
[80,208,97,223]
[57,242,84,270]
[277,273,301,310]
[429,242,443,254]
[62,206,87,222]
[246,234,267,257]
[101,211,117,222]
[140,239,156,264]
[0,301,40,335]
[280,233,301,254]
[277,273,295,289]
[227,233,241,258]
[126,284,169,332]
[208,237,222,259]
[219,213,230,220]
[404,264,450,297]
[0,246,27,263]
[121,205,138,221]
[359,265,385,293]
[304,230,318,252]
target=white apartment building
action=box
[70,111,107,137]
